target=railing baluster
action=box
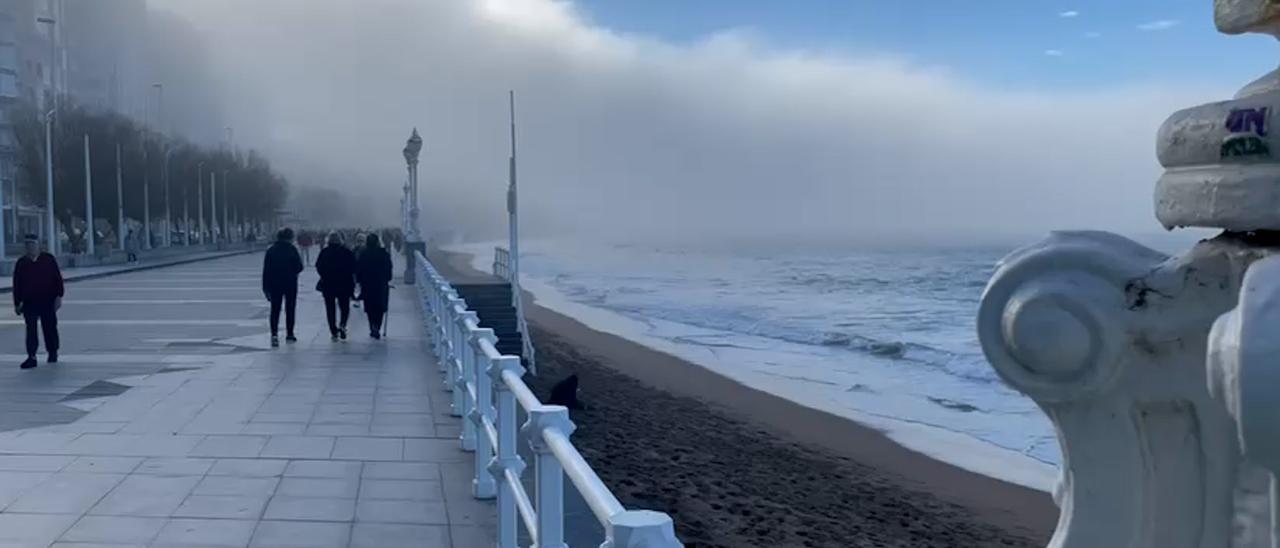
[488,356,526,548]
[447,298,465,417]
[468,330,496,501]
[470,327,498,499]
[524,406,573,548]
[458,311,480,452]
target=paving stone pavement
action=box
[0,253,497,547]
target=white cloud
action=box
[1044,49,1065,57]
[156,0,1227,243]
[1084,31,1102,39]
[1059,10,1080,18]
[1137,20,1180,31]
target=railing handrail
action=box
[414,250,681,548]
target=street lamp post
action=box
[402,128,423,284]
[221,170,228,244]
[210,172,217,244]
[83,133,93,256]
[182,168,189,246]
[116,143,124,250]
[196,162,204,245]
[142,145,150,250]
[44,109,55,255]
[37,15,56,254]
[163,146,172,247]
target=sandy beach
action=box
[435,249,1057,547]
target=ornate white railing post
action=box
[524,406,573,548]
[489,356,527,548]
[978,4,1280,546]
[1208,256,1280,548]
[470,327,499,499]
[458,311,480,452]
[447,297,466,417]
[436,285,455,375]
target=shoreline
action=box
[433,248,1057,545]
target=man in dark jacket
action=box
[315,232,356,341]
[262,228,304,347]
[12,234,63,369]
[355,233,393,339]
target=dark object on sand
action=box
[548,374,585,410]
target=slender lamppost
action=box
[83,133,93,255]
[196,161,204,244]
[38,15,57,254]
[402,129,423,284]
[43,108,55,254]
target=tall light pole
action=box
[44,108,55,255]
[182,162,189,246]
[37,15,56,254]
[221,169,228,244]
[142,143,150,250]
[210,171,217,244]
[163,146,172,247]
[402,128,423,284]
[83,133,93,256]
[196,161,204,244]
[507,91,521,299]
[116,143,124,250]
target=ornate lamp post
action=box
[977,3,1280,545]
[402,128,424,284]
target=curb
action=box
[0,247,265,294]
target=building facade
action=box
[0,0,150,250]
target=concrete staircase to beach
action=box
[453,283,526,360]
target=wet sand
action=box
[434,249,1057,547]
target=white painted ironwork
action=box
[416,250,681,548]
[977,3,1280,546]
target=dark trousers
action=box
[23,305,59,358]
[366,307,385,333]
[324,294,350,335]
[268,289,297,336]
[126,252,138,262]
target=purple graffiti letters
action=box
[1226,107,1269,137]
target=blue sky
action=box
[573,0,1279,90]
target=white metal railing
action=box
[493,246,537,375]
[416,251,682,548]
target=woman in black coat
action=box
[315,232,356,340]
[355,233,393,339]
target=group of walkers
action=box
[8,227,400,370]
[262,227,395,347]
[294,228,403,267]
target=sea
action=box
[452,232,1207,492]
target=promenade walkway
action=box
[0,253,495,547]
[0,246,263,293]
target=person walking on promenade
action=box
[125,230,140,263]
[262,228,304,347]
[315,232,356,341]
[355,233,393,340]
[298,231,315,266]
[12,234,63,369]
